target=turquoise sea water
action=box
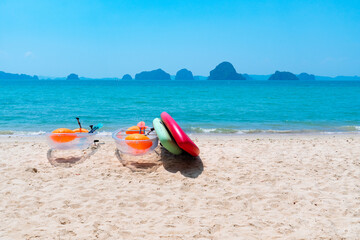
[0,80,359,135]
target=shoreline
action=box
[5,129,359,138]
[1,132,359,146]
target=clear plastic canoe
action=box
[46,132,97,150]
[112,129,158,155]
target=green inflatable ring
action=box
[153,118,183,155]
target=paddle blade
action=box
[89,123,103,133]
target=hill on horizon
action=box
[1,69,359,81]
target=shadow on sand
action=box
[47,144,101,168]
[115,147,204,178]
[115,149,163,172]
[160,147,203,178]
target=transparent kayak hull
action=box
[112,129,158,155]
[46,132,96,150]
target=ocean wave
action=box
[242,129,321,134]
[189,127,360,134]
[189,127,241,134]
[0,130,46,136]
[339,126,360,131]
[1,126,360,137]
[0,130,113,136]
[189,127,316,134]
[0,130,15,135]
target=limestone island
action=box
[243,74,253,80]
[268,71,299,80]
[175,69,194,80]
[297,72,316,80]
[0,71,38,80]
[122,74,133,80]
[135,69,170,80]
[208,62,245,80]
[66,73,79,80]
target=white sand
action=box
[1,134,360,239]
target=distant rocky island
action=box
[1,65,359,81]
[298,72,316,80]
[122,74,132,80]
[243,74,253,80]
[135,69,170,80]
[66,73,79,80]
[175,69,194,80]
[268,71,299,80]
[0,71,38,80]
[208,62,245,80]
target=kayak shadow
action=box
[47,143,101,168]
[160,147,203,178]
[115,149,162,172]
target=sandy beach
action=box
[1,134,360,239]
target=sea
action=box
[0,80,359,136]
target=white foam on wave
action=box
[95,131,113,136]
[338,126,360,132]
[188,125,360,135]
[188,127,345,134]
[2,125,360,137]
[0,130,114,137]
[0,130,46,136]
[189,127,243,134]
[199,128,217,133]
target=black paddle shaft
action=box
[76,117,82,129]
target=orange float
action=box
[50,128,76,143]
[73,128,89,133]
[125,134,152,150]
[126,126,140,134]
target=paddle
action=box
[145,127,155,136]
[89,123,103,133]
[76,117,82,132]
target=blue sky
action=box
[0,0,359,78]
